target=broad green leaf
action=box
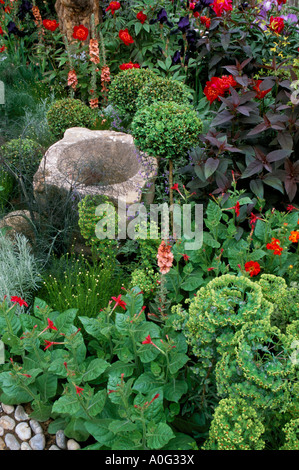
[168,352,189,375]
[164,380,188,402]
[52,394,81,415]
[86,389,107,417]
[85,419,115,446]
[82,358,109,382]
[147,422,175,449]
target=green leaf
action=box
[147,422,175,449]
[55,309,78,334]
[85,419,115,447]
[78,316,103,340]
[162,432,197,450]
[52,394,81,415]
[133,373,163,394]
[164,380,188,402]
[134,21,142,36]
[86,389,107,417]
[203,232,220,248]
[64,417,90,442]
[180,269,204,291]
[35,373,58,400]
[206,201,222,225]
[108,419,136,434]
[168,352,189,375]
[82,358,109,382]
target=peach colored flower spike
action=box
[157,240,174,275]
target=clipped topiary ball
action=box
[131,101,202,161]
[46,98,96,139]
[0,171,14,208]
[0,138,43,181]
[108,68,157,116]
[135,76,193,109]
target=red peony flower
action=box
[11,296,28,307]
[252,79,272,99]
[200,16,211,28]
[105,1,121,15]
[244,261,261,277]
[204,76,225,104]
[119,28,134,45]
[42,19,59,31]
[220,74,237,91]
[136,11,147,24]
[119,61,140,70]
[73,24,89,41]
[212,0,233,17]
[269,16,284,34]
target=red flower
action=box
[266,238,283,255]
[289,231,299,243]
[244,261,261,277]
[105,1,121,15]
[4,6,10,13]
[183,254,190,262]
[0,26,4,36]
[0,46,6,53]
[11,296,28,307]
[75,385,84,395]
[200,16,211,28]
[111,294,127,310]
[119,28,134,46]
[171,183,179,191]
[0,1,5,4]
[136,11,147,24]
[193,11,200,18]
[204,76,225,104]
[46,318,58,331]
[142,335,154,345]
[277,0,287,3]
[73,24,89,41]
[212,0,233,17]
[286,205,296,212]
[119,61,140,70]
[43,340,64,350]
[220,75,237,91]
[252,79,272,100]
[269,16,284,34]
[42,19,59,31]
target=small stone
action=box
[1,404,15,414]
[49,445,61,450]
[15,422,32,441]
[29,433,45,450]
[21,442,32,450]
[56,429,67,449]
[0,415,16,430]
[0,437,6,450]
[67,439,81,450]
[0,426,4,437]
[5,433,21,450]
[15,405,29,422]
[29,419,43,434]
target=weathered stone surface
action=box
[15,422,32,441]
[33,128,158,214]
[1,404,14,415]
[0,437,6,450]
[5,433,21,450]
[15,405,29,422]
[29,419,43,434]
[21,442,32,450]
[0,210,38,245]
[29,433,45,450]
[67,439,81,450]
[56,429,67,449]
[0,415,15,430]
[49,444,61,450]
[0,426,4,437]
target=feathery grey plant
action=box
[0,231,42,313]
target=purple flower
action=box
[172,50,181,65]
[178,16,190,33]
[281,14,298,23]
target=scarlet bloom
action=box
[142,335,154,345]
[226,201,240,217]
[212,0,233,17]
[73,24,89,41]
[42,19,59,31]
[252,79,272,99]
[11,296,28,307]
[183,254,190,262]
[289,231,299,243]
[0,46,6,53]
[0,26,4,36]
[286,205,296,212]
[200,16,211,28]
[75,385,84,395]
[119,61,140,70]
[106,1,121,15]
[119,28,134,46]
[111,294,127,310]
[171,183,179,191]
[136,11,147,24]
[220,75,237,91]
[204,75,236,104]
[244,261,261,277]
[46,318,58,331]
[266,238,283,255]
[4,6,10,13]
[269,16,284,34]
[193,11,200,18]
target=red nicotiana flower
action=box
[142,334,154,345]
[0,26,4,36]
[75,385,84,395]
[119,28,134,46]
[286,205,296,212]
[43,340,64,350]
[136,11,147,24]
[212,0,233,17]
[269,16,284,34]
[73,24,89,41]
[244,261,261,277]
[119,61,140,70]
[111,294,127,310]
[11,296,28,307]
[42,19,59,31]
[105,1,121,15]
[183,254,190,262]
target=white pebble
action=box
[0,425,4,436]
[29,433,46,450]
[29,419,43,434]
[1,404,15,414]
[56,429,67,449]
[0,437,6,450]
[15,405,29,421]
[15,422,32,441]
[67,439,81,450]
[49,444,61,450]
[21,442,32,450]
[0,415,16,430]
[5,433,21,450]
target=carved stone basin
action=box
[33,128,158,209]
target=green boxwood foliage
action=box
[46,98,96,139]
[202,398,265,450]
[0,171,14,208]
[132,101,202,161]
[135,76,193,109]
[108,68,157,117]
[175,275,272,375]
[215,321,298,413]
[0,138,43,181]
[280,419,299,450]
